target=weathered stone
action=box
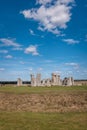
[30,74,36,87]
[36,73,41,86]
[17,78,22,86]
[30,73,74,87]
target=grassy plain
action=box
[0,85,87,130]
[0,112,87,130]
[0,85,87,94]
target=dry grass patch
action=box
[0,92,87,112]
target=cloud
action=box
[19,61,25,64]
[55,70,62,74]
[44,60,54,63]
[0,38,21,47]
[65,62,78,66]
[65,62,79,69]
[29,29,35,35]
[63,38,80,44]
[24,45,39,55]
[12,47,23,51]
[5,55,13,59]
[0,50,8,54]
[36,0,52,5]
[20,0,75,34]
[29,29,43,37]
[24,67,33,71]
[38,67,43,71]
[0,68,5,71]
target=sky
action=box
[0,0,87,81]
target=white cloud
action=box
[24,67,33,71]
[0,50,8,54]
[57,0,75,4]
[63,38,80,44]
[36,0,52,5]
[20,0,75,34]
[65,62,78,66]
[5,55,13,59]
[44,60,54,63]
[38,67,43,71]
[29,68,33,71]
[0,38,21,47]
[24,45,39,55]
[0,68,5,71]
[29,29,35,35]
[55,70,62,74]
[12,47,23,51]
[19,61,25,64]
[65,62,79,69]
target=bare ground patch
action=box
[0,92,87,112]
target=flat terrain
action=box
[0,86,87,130]
[0,86,87,112]
[0,85,87,94]
[0,111,87,130]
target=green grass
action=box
[0,85,87,94]
[0,112,87,130]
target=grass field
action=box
[0,112,87,130]
[0,85,87,94]
[0,85,87,130]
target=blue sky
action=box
[0,0,87,81]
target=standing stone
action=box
[17,78,22,86]
[36,73,41,86]
[67,77,72,86]
[56,74,61,85]
[30,74,36,87]
[52,73,56,85]
[62,77,74,86]
[45,79,51,86]
[62,77,68,86]
[41,79,46,86]
[52,73,61,86]
[71,77,74,85]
